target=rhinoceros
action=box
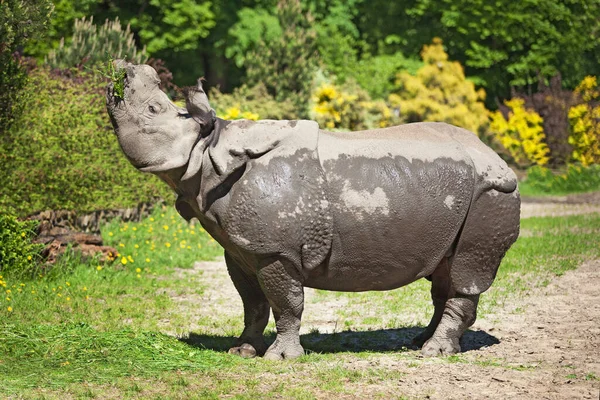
[106,62,520,360]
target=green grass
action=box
[1,209,599,398]
[519,164,600,197]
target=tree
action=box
[244,0,319,116]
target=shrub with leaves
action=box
[209,83,298,120]
[46,17,148,69]
[490,98,550,167]
[568,76,600,166]
[388,38,489,136]
[311,80,399,131]
[520,164,600,196]
[0,67,172,217]
[244,0,318,117]
[0,214,43,276]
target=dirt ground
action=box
[181,196,600,399]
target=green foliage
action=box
[0,215,43,276]
[97,57,127,99]
[490,98,551,167]
[355,0,600,105]
[222,7,281,68]
[0,67,173,217]
[46,17,147,69]
[568,76,600,166]
[389,38,489,136]
[520,165,600,196]
[0,0,52,134]
[210,83,299,120]
[245,0,319,117]
[348,53,423,99]
[311,79,399,131]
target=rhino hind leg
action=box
[412,258,454,347]
[225,253,270,358]
[257,259,305,360]
[421,294,479,357]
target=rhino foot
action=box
[228,343,262,359]
[263,338,304,361]
[412,329,435,348]
[421,337,460,357]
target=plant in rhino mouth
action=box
[98,56,127,100]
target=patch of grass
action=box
[0,211,598,397]
[519,164,600,197]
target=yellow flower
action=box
[163,225,169,230]
[132,227,137,231]
[21,232,26,238]
[136,274,141,279]
[66,297,71,301]
[119,243,125,248]
[134,244,139,249]
[150,217,155,222]
[57,293,62,297]
[66,282,70,286]
[96,266,103,271]
[145,258,150,263]
[6,297,10,301]
[6,289,11,294]
[165,242,171,248]
[135,268,141,273]
[83,287,87,291]
[121,257,128,265]
[108,232,114,236]
[27,255,32,261]
[7,306,12,312]
[127,255,134,263]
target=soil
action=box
[183,195,600,399]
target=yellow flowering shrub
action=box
[311,81,399,131]
[568,76,600,166]
[219,106,259,121]
[389,38,489,136]
[490,98,550,167]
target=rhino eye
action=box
[148,105,158,114]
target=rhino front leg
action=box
[257,259,305,360]
[421,294,479,357]
[225,252,270,358]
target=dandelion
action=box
[127,255,134,263]
[134,244,139,249]
[86,295,90,300]
[66,282,70,286]
[66,297,71,301]
[108,232,114,236]
[97,266,103,271]
[31,290,35,294]
[119,243,125,248]
[187,246,191,249]
[6,297,10,301]
[21,232,26,237]
[20,283,25,287]
[163,225,169,230]
[57,293,62,297]
[133,227,137,231]
[6,289,11,294]
[7,306,12,312]
[27,255,32,261]
[135,268,141,273]
[121,257,128,265]
[150,217,155,222]
[145,258,150,263]
[83,287,87,291]
[145,240,150,245]
[165,242,171,248]
[136,274,141,279]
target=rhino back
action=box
[311,123,478,291]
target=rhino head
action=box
[106,61,215,180]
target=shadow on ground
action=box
[179,327,499,354]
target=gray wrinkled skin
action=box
[106,63,520,360]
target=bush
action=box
[568,76,600,166]
[490,98,551,167]
[244,0,318,117]
[46,17,148,69]
[209,83,299,120]
[388,38,489,136]
[520,164,600,196]
[0,214,43,276]
[0,67,173,217]
[311,79,399,131]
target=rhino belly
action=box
[305,155,474,292]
